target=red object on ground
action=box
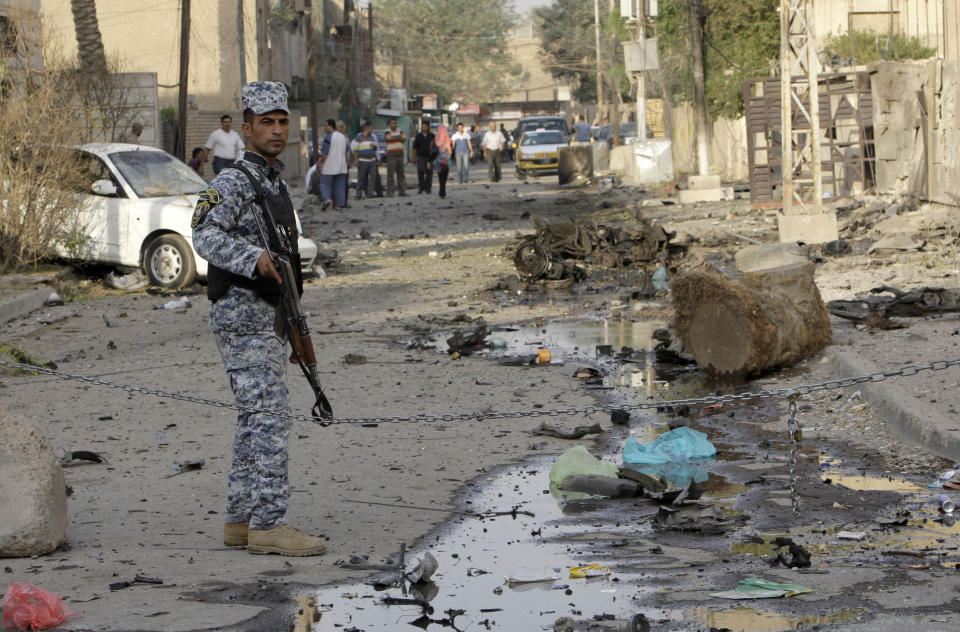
[1,582,79,631]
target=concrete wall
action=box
[669,103,749,182]
[871,59,960,203]
[186,109,305,182]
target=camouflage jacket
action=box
[192,150,288,334]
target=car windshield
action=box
[517,119,565,135]
[522,131,564,146]
[109,150,208,198]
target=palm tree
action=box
[70,0,107,75]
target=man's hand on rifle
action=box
[256,250,282,285]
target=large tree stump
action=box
[672,243,832,377]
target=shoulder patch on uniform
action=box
[192,188,222,227]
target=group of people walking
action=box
[300,118,515,206]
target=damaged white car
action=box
[56,143,317,288]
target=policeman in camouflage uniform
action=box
[192,81,326,557]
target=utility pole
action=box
[635,0,646,138]
[778,0,835,243]
[237,0,246,86]
[176,0,190,161]
[593,0,603,122]
[305,0,319,162]
[689,0,710,176]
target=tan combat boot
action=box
[224,521,249,546]
[247,524,326,556]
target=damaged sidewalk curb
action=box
[829,349,960,462]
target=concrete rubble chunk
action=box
[0,405,68,558]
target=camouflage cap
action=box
[241,81,289,115]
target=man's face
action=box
[221,117,232,132]
[457,124,463,133]
[242,111,289,159]
[421,124,429,134]
[489,123,496,132]
[324,122,334,133]
[362,125,372,136]
[388,120,397,131]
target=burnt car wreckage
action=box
[512,217,675,283]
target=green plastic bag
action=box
[710,577,812,599]
[549,445,618,487]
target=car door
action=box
[69,151,128,264]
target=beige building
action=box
[814,0,960,61]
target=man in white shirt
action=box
[201,114,245,175]
[481,122,506,182]
[318,118,349,210]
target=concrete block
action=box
[687,174,721,190]
[558,145,593,185]
[777,212,839,244]
[677,187,724,204]
[0,406,67,557]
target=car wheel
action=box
[516,169,527,180]
[144,234,196,289]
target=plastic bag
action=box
[622,427,716,465]
[2,582,79,631]
[549,445,618,487]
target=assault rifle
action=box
[238,166,333,421]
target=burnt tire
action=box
[144,234,196,289]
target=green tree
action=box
[534,1,630,104]
[378,0,518,103]
[654,0,778,119]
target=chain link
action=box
[787,398,802,515]
[1,357,959,428]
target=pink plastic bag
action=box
[1,582,79,631]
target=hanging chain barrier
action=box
[2,357,958,427]
[4,357,959,515]
[787,397,803,515]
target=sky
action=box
[514,0,552,16]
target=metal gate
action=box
[744,72,876,207]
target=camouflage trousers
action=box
[214,330,291,530]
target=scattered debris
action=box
[533,422,603,440]
[504,569,559,584]
[1,582,79,631]
[549,446,619,486]
[827,286,960,320]
[710,576,811,599]
[163,459,204,479]
[655,502,732,533]
[569,564,610,579]
[343,353,368,364]
[622,427,716,465]
[108,575,164,591]
[446,323,490,355]
[405,552,439,584]
[60,450,108,466]
[104,270,149,291]
[837,531,867,541]
[768,537,812,568]
[559,475,639,498]
[156,296,191,311]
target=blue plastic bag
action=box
[622,427,716,465]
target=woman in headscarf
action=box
[433,124,453,199]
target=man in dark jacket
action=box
[411,121,435,194]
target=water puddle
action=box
[688,606,865,631]
[309,461,662,630]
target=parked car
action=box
[515,129,569,178]
[514,116,568,139]
[55,143,318,289]
[594,122,654,147]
